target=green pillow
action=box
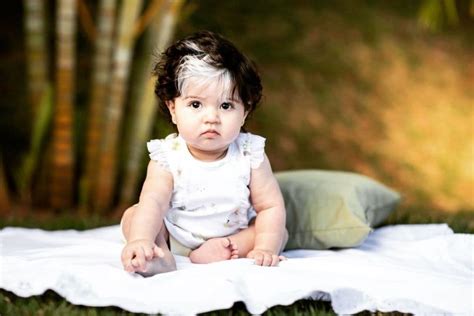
[276,170,401,250]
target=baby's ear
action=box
[166,100,175,111]
[242,110,249,125]
[166,101,177,124]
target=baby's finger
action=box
[124,262,134,272]
[270,255,280,267]
[231,248,239,259]
[153,245,164,258]
[121,249,134,268]
[254,252,264,266]
[123,253,134,272]
[130,257,139,271]
[143,245,154,260]
[279,255,287,261]
[133,248,146,270]
[262,253,273,266]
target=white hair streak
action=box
[184,41,203,53]
[177,40,235,99]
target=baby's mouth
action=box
[201,130,220,137]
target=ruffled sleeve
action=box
[147,138,170,171]
[238,133,266,169]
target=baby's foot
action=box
[132,247,177,277]
[189,237,239,264]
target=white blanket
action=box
[0,224,472,315]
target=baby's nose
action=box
[204,107,220,123]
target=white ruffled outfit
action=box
[147,132,266,250]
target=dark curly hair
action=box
[152,31,263,124]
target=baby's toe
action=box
[223,237,232,248]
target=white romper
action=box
[147,132,266,250]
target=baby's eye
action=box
[220,102,234,110]
[188,101,202,109]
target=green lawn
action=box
[0,290,336,316]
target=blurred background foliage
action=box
[0,0,473,221]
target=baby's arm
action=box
[248,154,287,266]
[121,160,173,272]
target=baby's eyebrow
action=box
[221,96,243,104]
[184,95,204,100]
[226,97,240,102]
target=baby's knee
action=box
[120,204,138,239]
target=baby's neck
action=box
[186,145,228,162]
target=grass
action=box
[0,290,336,316]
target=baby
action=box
[120,31,288,276]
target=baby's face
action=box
[167,78,248,161]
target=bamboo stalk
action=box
[93,0,143,211]
[119,0,184,205]
[50,0,77,209]
[23,0,48,116]
[80,0,117,211]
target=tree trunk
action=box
[93,0,143,211]
[80,0,117,211]
[50,0,77,209]
[120,0,184,205]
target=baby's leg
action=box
[121,205,176,276]
[188,222,289,264]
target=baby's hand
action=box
[121,239,164,273]
[247,249,286,266]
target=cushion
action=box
[276,170,401,250]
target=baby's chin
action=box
[190,134,238,148]
[186,142,231,161]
